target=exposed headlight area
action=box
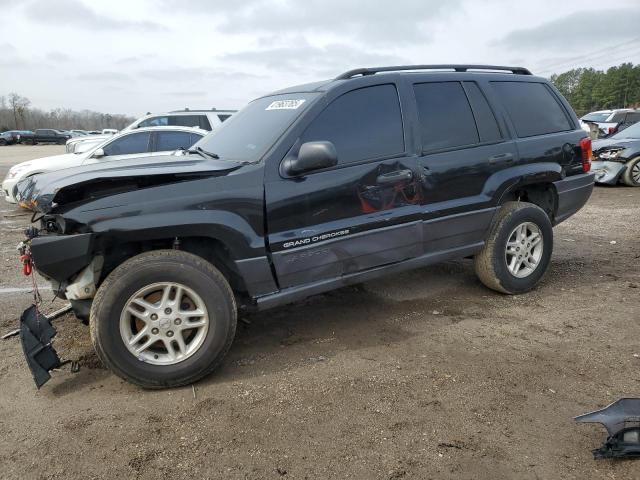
[5,163,32,180]
[595,148,625,161]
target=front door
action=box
[265,83,422,289]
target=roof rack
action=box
[168,108,238,113]
[335,64,532,80]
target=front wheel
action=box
[90,250,237,388]
[474,201,553,294]
[621,157,640,187]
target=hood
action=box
[16,153,243,213]
[10,153,79,174]
[592,137,640,152]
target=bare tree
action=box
[8,92,31,129]
[0,92,135,131]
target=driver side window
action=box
[103,132,151,156]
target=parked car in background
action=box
[21,129,72,145]
[581,109,640,137]
[3,126,206,203]
[69,130,89,136]
[18,64,595,388]
[592,121,640,186]
[0,130,31,145]
[101,128,118,135]
[66,109,236,152]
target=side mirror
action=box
[283,141,338,176]
[92,148,105,158]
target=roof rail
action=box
[335,64,532,80]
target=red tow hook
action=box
[21,253,32,276]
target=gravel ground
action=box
[0,145,639,480]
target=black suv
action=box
[21,65,595,388]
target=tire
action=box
[57,138,66,145]
[0,139,6,146]
[621,157,640,187]
[90,250,237,388]
[474,201,553,294]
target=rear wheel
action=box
[621,157,640,187]
[0,139,6,146]
[57,138,66,145]
[474,201,553,294]
[90,250,237,388]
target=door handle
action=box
[376,169,413,185]
[488,153,514,165]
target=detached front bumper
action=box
[591,160,626,185]
[553,172,595,225]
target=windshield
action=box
[582,112,612,123]
[611,121,640,139]
[193,92,319,161]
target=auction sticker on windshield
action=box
[266,99,306,110]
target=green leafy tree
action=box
[550,63,640,116]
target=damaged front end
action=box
[591,140,635,185]
[576,398,640,459]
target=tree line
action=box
[550,63,640,117]
[0,93,135,132]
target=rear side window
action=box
[103,132,151,156]
[169,115,202,128]
[190,133,203,145]
[199,116,212,130]
[463,82,502,143]
[217,114,232,123]
[491,82,572,137]
[625,112,640,123]
[139,116,168,127]
[414,82,478,151]
[154,131,197,151]
[301,84,404,165]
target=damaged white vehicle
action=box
[3,126,207,204]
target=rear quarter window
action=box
[491,81,572,137]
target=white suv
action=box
[66,109,235,153]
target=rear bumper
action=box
[553,172,595,225]
[591,160,626,185]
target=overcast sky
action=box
[1,0,639,117]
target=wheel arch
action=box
[96,233,249,295]
[491,163,563,221]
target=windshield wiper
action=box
[187,146,219,159]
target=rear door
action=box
[413,80,518,253]
[489,80,583,176]
[265,83,422,288]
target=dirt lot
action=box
[0,144,638,479]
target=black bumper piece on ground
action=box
[19,305,61,389]
[575,398,640,459]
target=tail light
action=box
[580,137,592,173]
[608,126,618,135]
